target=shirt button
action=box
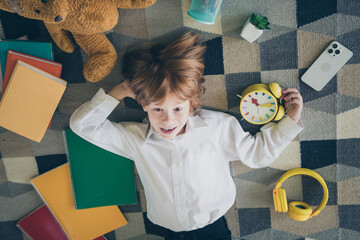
[175,161,180,166]
[179,234,185,240]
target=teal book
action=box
[64,130,137,209]
[0,40,53,78]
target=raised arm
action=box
[69,80,137,159]
[107,80,136,101]
[223,88,304,168]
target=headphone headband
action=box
[274,168,329,217]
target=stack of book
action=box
[18,130,137,240]
[0,40,137,239]
[0,40,66,142]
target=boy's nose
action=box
[162,112,172,122]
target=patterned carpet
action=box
[1,0,360,239]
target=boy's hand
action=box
[108,80,136,101]
[280,88,303,124]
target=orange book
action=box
[0,60,66,142]
[31,163,127,240]
[2,50,62,93]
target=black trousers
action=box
[163,216,232,240]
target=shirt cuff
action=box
[276,115,303,140]
[91,88,120,110]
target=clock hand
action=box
[259,102,273,108]
[252,98,259,106]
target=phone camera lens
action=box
[335,50,340,54]
[333,44,338,48]
[328,49,333,54]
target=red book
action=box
[2,50,63,128]
[17,205,108,240]
[3,50,62,93]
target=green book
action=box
[65,130,137,209]
[0,40,54,78]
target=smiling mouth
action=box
[160,127,177,134]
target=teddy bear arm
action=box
[114,0,157,9]
[73,33,117,82]
[44,23,75,53]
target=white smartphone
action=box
[301,41,353,91]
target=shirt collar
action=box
[144,113,208,143]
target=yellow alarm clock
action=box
[239,83,285,125]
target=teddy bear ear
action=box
[1,0,23,14]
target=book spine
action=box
[63,131,78,210]
[9,50,62,67]
[0,57,3,97]
[17,60,67,86]
[49,42,54,61]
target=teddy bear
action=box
[0,0,157,82]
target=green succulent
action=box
[250,13,270,30]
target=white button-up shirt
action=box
[69,89,303,232]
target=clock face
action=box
[240,91,278,124]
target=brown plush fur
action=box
[0,0,157,82]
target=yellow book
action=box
[0,60,66,142]
[31,163,127,240]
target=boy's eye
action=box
[174,107,182,111]
[154,108,163,112]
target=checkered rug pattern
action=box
[1,0,360,239]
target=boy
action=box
[70,33,303,239]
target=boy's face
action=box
[143,94,191,140]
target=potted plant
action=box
[240,13,270,43]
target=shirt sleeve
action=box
[69,88,136,160]
[224,114,303,168]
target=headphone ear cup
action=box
[273,188,288,212]
[288,201,313,221]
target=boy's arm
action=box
[225,88,303,168]
[69,81,137,159]
[107,80,136,101]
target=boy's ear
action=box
[142,104,148,112]
[189,101,195,115]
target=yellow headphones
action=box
[273,168,329,221]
